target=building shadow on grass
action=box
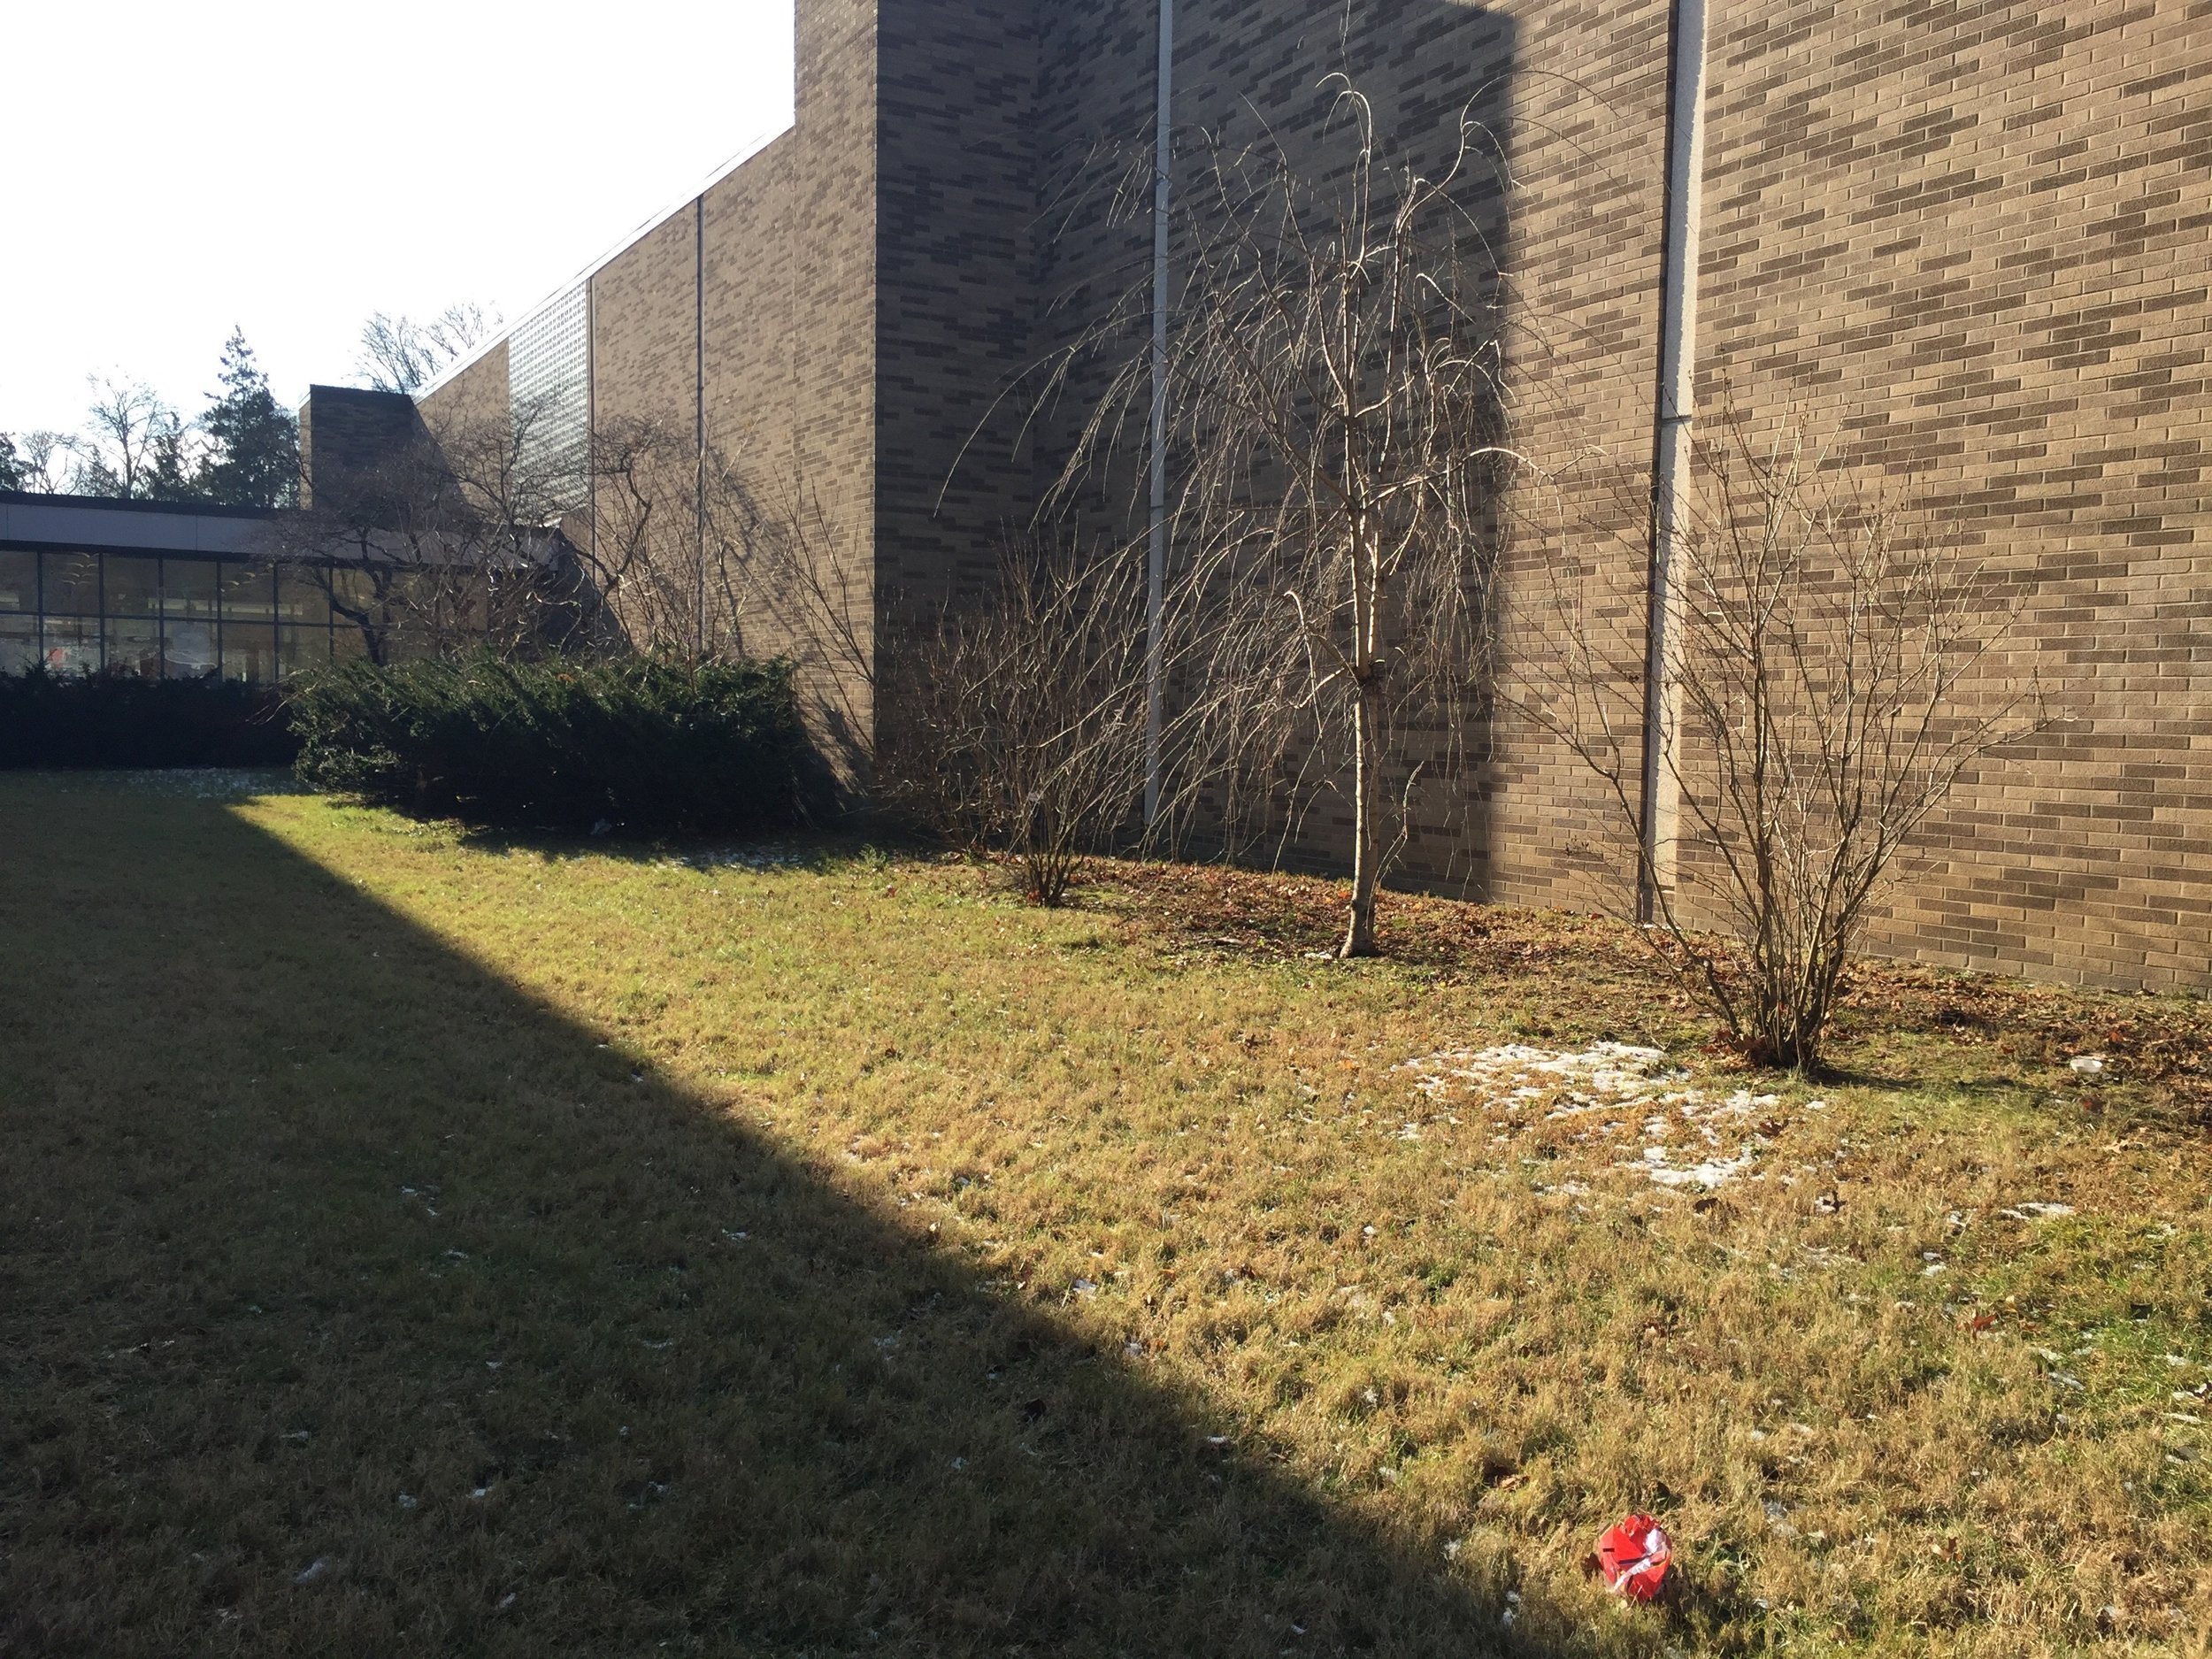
[0,780,1601,1656]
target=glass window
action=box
[41,551,100,616]
[327,566,383,629]
[219,561,276,623]
[278,626,330,675]
[165,559,219,619]
[0,617,36,673]
[380,569,440,624]
[106,555,161,617]
[105,618,162,678]
[42,616,99,674]
[0,550,35,612]
[164,620,218,680]
[509,281,590,512]
[277,565,332,626]
[221,624,277,682]
[331,622,373,662]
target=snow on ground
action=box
[1392,1041,1786,1193]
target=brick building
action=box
[311,0,2210,993]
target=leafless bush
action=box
[1047,80,1516,955]
[885,541,1148,905]
[1507,413,2047,1072]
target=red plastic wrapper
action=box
[1595,1512,1672,1601]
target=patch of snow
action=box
[1640,1150,1760,1191]
[1395,1042,1786,1192]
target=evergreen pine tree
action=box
[197,330,299,508]
[142,412,201,502]
[0,434,22,492]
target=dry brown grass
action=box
[3,774,2208,1656]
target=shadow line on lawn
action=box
[0,780,1598,1656]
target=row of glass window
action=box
[0,615,366,680]
[0,549,464,681]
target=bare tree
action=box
[703,455,877,762]
[72,376,184,498]
[1506,413,2048,1072]
[1049,81,1515,956]
[1,431,74,494]
[357,304,501,396]
[273,397,578,663]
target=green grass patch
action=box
[2,774,2208,1655]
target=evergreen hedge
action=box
[287,653,808,834]
[0,669,298,769]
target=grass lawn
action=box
[4,772,2209,1656]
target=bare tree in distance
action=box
[4,431,76,494]
[1503,410,2050,1073]
[357,304,502,396]
[71,376,186,499]
[1045,80,1518,956]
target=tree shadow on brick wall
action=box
[985,0,1530,905]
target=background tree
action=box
[1505,412,2049,1073]
[357,304,500,395]
[0,434,21,491]
[70,376,179,498]
[141,410,201,502]
[1052,82,1513,956]
[197,328,298,507]
[7,432,73,494]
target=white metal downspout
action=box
[1637,0,1709,924]
[695,194,708,661]
[1145,0,1172,829]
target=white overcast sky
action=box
[1,0,796,440]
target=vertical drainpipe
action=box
[696,194,709,661]
[587,273,597,574]
[1144,0,1172,829]
[1637,0,1709,924]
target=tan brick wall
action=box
[573,0,880,772]
[790,0,881,770]
[416,339,510,442]
[1460,0,1676,914]
[390,0,2209,991]
[1689,0,2212,988]
[1030,0,1677,905]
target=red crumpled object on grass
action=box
[1595,1512,1672,1601]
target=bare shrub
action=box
[1507,413,2048,1072]
[886,542,1148,906]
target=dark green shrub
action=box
[0,669,297,769]
[287,653,807,834]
